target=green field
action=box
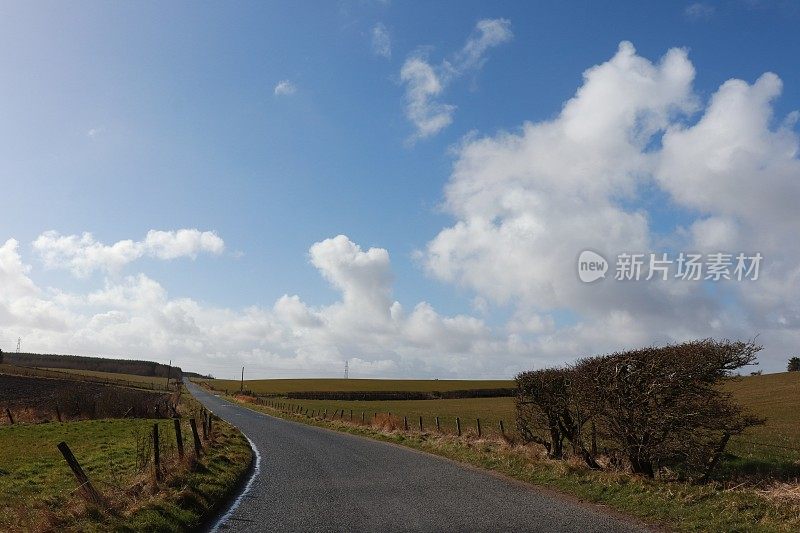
[719,372,800,478]
[205,377,514,394]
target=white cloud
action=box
[0,234,523,378]
[423,40,800,371]
[401,18,512,141]
[273,80,297,96]
[684,2,715,20]
[87,127,104,139]
[33,229,225,277]
[371,22,391,58]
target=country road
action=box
[186,381,655,533]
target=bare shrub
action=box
[516,339,764,480]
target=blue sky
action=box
[1,1,799,378]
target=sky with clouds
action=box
[1,1,799,379]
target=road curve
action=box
[186,381,654,533]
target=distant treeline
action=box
[285,388,516,401]
[183,371,214,379]
[6,352,182,380]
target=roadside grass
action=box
[0,388,252,531]
[229,396,800,533]
[252,396,516,437]
[202,377,514,394]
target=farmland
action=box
[0,373,174,423]
[218,372,800,471]
[0,363,171,392]
[203,377,514,394]
[42,367,172,390]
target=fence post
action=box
[456,417,461,436]
[361,412,365,424]
[55,406,62,423]
[419,416,423,432]
[174,418,184,458]
[436,416,440,432]
[499,420,505,436]
[208,413,213,436]
[350,409,353,421]
[5,408,13,425]
[404,416,409,431]
[57,442,103,505]
[189,418,202,456]
[324,409,327,419]
[201,413,208,440]
[476,418,481,437]
[153,424,161,481]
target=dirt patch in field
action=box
[0,374,175,424]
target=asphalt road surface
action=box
[186,381,655,533]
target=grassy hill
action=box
[4,352,180,380]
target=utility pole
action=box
[16,338,21,353]
[240,366,244,392]
[344,360,349,379]
[165,359,172,389]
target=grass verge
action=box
[0,388,252,532]
[226,394,800,533]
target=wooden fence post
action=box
[456,417,461,436]
[201,413,208,440]
[153,424,161,481]
[350,409,353,421]
[174,418,184,458]
[207,413,213,436]
[499,420,505,436]
[361,412,365,424]
[57,442,103,504]
[189,418,202,456]
[5,408,13,425]
[404,416,409,431]
[436,416,440,432]
[419,416,423,432]
[324,409,327,419]
[55,406,62,423]
[476,418,481,437]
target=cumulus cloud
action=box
[371,22,391,58]
[401,18,512,141]
[423,41,800,370]
[33,229,225,277]
[273,80,297,96]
